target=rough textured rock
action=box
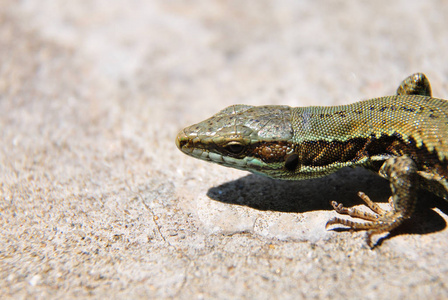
[1,1,447,298]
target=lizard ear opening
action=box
[285,153,299,171]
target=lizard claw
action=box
[326,192,406,248]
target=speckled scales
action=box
[292,95,448,160]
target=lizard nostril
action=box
[175,131,188,150]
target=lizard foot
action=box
[326,191,406,248]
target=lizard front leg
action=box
[326,155,418,247]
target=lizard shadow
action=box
[207,167,447,237]
[383,191,448,241]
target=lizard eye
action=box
[224,143,245,155]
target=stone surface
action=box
[1,1,448,298]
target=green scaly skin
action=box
[176,73,448,247]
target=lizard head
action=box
[176,104,295,178]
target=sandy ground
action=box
[1,1,448,299]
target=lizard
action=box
[175,73,448,247]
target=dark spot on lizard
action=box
[334,111,346,117]
[401,106,416,112]
[319,113,332,118]
[393,132,403,139]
